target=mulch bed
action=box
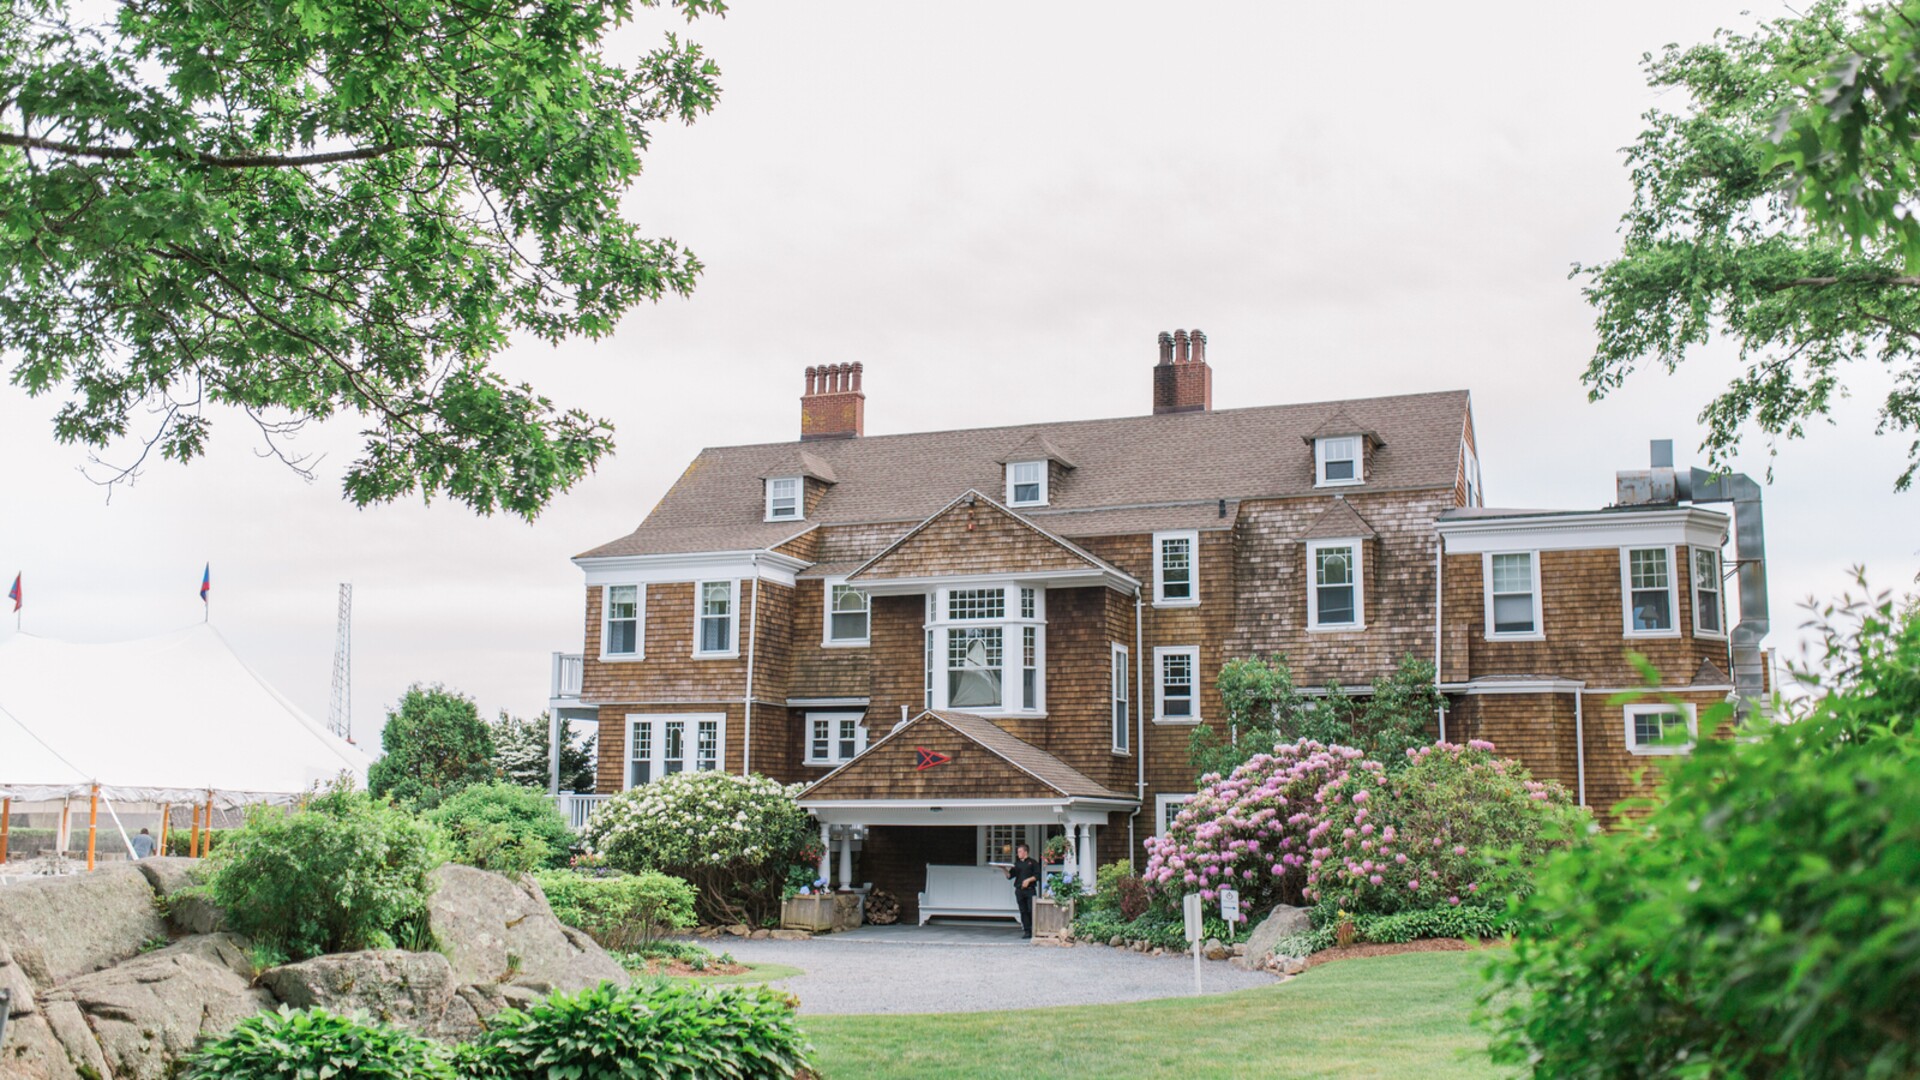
[1304,937,1500,970]
[632,958,754,977]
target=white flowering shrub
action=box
[581,771,813,925]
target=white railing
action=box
[551,652,584,701]
[554,792,611,831]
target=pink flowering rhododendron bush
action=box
[1143,741,1379,912]
[1310,740,1587,916]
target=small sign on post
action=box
[1182,893,1204,994]
[1220,887,1240,926]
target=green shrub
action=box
[1346,904,1510,944]
[164,828,233,857]
[532,869,696,950]
[427,781,574,874]
[581,772,813,925]
[474,981,815,1079]
[201,787,446,961]
[181,1006,457,1079]
[1485,587,1920,1077]
[368,684,496,811]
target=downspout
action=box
[1433,533,1446,744]
[1683,469,1771,717]
[1128,584,1146,868]
[1572,688,1586,807]
[743,557,760,777]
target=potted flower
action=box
[1034,873,1081,938]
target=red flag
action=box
[913,747,951,771]
[7,573,18,612]
[200,563,210,602]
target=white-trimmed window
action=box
[1316,436,1363,486]
[603,584,644,658]
[823,578,869,646]
[1622,547,1678,637]
[1625,702,1696,755]
[765,476,802,521]
[1155,794,1194,836]
[1111,644,1130,753]
[979,824,1029,866]
[626,714,725,787]
[1484,552,1541,639]
[925,585,1046,715]
[695,580,739,657]
[1307,539,1364,630]
[1154,530,1199,607]
[1692,548,1725,638]
[1155,645,1199,723]
[804,712,867,766]
[1006,460,1047,506]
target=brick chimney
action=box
[1153,329,1211,414]
[801,363,865,441]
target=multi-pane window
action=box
[981,824,1022,866]
[1309,540,1361,629]
[604,585,641,656]
[1007,460,1046,506]
[1625,548,1676,634]
[948,627,1004,708]
[1156,647,1197,721]
[1155,531,1197,605]
[826,581,869,644]
[1022,626,1038,710]
[1317,436,1362,485]
[1020,587,1036,619]
[806,713,866,765]
[1488,552,1539,636]
[948,588,1006,621]
[765,476,801,521]
[697,580,736,655]
[1693,548,1724,637]
[626,714,725,788]
[1626,704,1696,755]
[1112,645,1130,752]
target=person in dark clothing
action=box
[1005,843,1042,939]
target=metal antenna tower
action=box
[328,583,353,740]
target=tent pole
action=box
[59,799,71,857]
[1,796,10,864]
[86,784,99,871]
[159,803,171,858]
[203,792,214,855]
[190,803,201,858]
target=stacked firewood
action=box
[865,889,900,925]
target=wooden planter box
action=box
[1034,897,1074,938]
[780,891,866,933]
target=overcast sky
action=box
[2,0,1915,742]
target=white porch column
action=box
[838,826,854,890]
[817,823,832,886]
[1078,823,1098,889]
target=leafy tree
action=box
[0,0,724,516]
[1189,653,1444,779]
[1580,1,1920,489]
[1484,581,1920,1076]
[426,780,576,873]
[369,684,496,810]
[491,710,595,793]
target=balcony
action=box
[550,652,584,704]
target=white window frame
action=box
[978,824,1037,867]
[1111,643,1131,754]
[1691,547,1727,640]
[1315,436,1364,487]
[764,476,803,522]
[803,710,867,767]
[1153,645,1200,724]
[1306,538,1365,631]
[1482,551,1543,641]
[1620,546,1681,639]
[693,579,741,658]
[624,712,726,788]
[1624,702,1697,756]
[923,584,1047,716]
[1155,794,1194,836]
[1005,460,1048,507]
[1461,440,1483,507]
[600,583,646,660]
[821,576,870,647]
[1153,530,1200,608]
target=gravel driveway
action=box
[704,924,1275,1015]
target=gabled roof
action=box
[578,391,1471,558]
[799,710,1135,804]
[1300,497,1378,541]
[847,490,1136,586]
[1302,411,1384,448]
[996,432,1078,469]
[758,449,838,484]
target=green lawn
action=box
[803,950,1509,1080]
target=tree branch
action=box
[1774,275,1920,289]
[0,130,456,168]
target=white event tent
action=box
[0,624,372,806]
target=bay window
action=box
[924,584,1046,715]
[1692,548,1725,638]
[1622,547,1678,637]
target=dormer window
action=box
[1007,460,1047,506]
[1316,436,1363,487]
[765,476,802,521]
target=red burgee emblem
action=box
[913,747,952,771]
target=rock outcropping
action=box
[0,859,628,1079]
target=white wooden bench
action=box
[918,863,1020,925]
